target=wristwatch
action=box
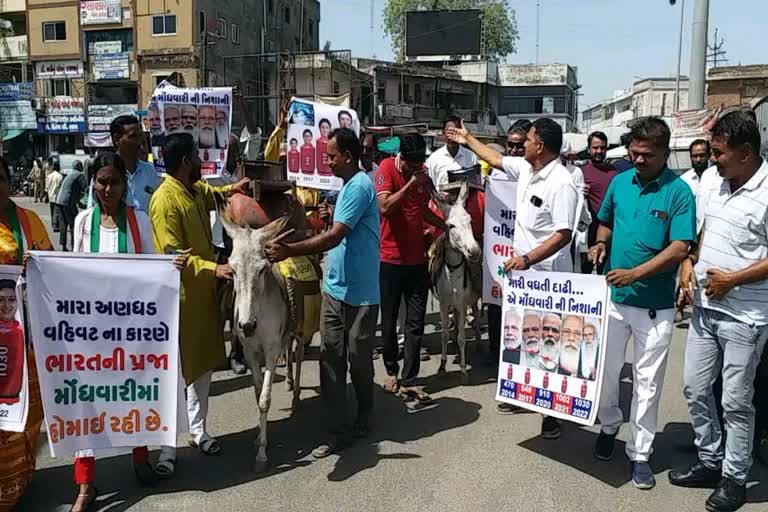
[522,254,531,269]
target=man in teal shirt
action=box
[588,117,695,490]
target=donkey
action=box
[429,181,482,382]
[221,211,297,473]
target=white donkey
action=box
[221,212,296,473]
[429,181,482,381]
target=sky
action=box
[320,0,768,107]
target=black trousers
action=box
[487,303,501,357]
[56,204,76,249]
[380,262,428,387]
[320,293,378,437]
[50,202,59,231]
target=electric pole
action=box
[706,28,727,69]
[688,0,709,109]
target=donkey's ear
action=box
[457,180,469,207]
[429,185,451,217]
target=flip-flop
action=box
[155,458,176,480]
[383,376,399,394]
[188,434,222,455]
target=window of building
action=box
[217,17,226,39]
[231,23,240,44]
[43,21,66,42]
[377,80,386,103]
[267,40,275,52]
[284,6,291,24]
[199,11,206,37]
[268,0,274,13]
[86,29,134,57]
[333,81,340,94]
[52,79,70,96]
[414,83,422,104]
[152,15,176,36]
[154,74,171,87]
[308,19,314,37]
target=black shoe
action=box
[593,430,616,461]
[669,461,722,488]
[705,477,746,512]
[541,416,561,440]
[133,460,157,486]
[632,461,656,490]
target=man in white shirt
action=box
[427,116,478,191]
[680,139,711,197]
[446,117,579,439]
[672,110,768,512]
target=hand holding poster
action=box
[496,271,609,426]
[482,177,517,305]
[148,84,232,178]
[286,98,359,191]
[0,266,29,433]
[25,253,180,456]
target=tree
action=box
[383,0,518,62]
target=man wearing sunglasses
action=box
[506,120,531,157]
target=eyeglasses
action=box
[507,142,525,150]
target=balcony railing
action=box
[0,35,27,61]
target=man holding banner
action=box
[589,117,695,490]
[446,118,579,437]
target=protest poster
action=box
[482,177,517,305]
[496,271,609,426]
[0,266,29,433]
[148,83,232,178]
[25,253,180,456]
[286,98,359,191]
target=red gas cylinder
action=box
[226,192,271,228]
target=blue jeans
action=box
[684,307,768,483]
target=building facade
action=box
[707,65,768,109]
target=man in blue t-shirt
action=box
[266,127,380,459]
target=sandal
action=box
[399,386,433,404]
[69,486,98,512]
[383,375,399,394]
[188,434,222,455]
[155,458,176,480]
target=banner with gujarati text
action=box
[26,253,180,456]
[496,271,609,426]
[0,266,29,433]
[286,97,359,191]
[482,177,517,305]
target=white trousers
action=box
[598,301,674,462]
[161,370,213,460]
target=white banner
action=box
[80,0,122,25]
[286,97,360,191]
[496,271,609,426]
[148,84,232,177]
[482,177,517,305]
[0,266,29,433]
[26,253,180,456]
[35,60,84,79]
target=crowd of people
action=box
[0,103,767,512]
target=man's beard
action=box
[504,335,520,351]
[216,124,229,148]
[167,126,182,135]
[151,125,162,137]
[524,337,539,366]
[199,127,215,148]
[183,125,198,140]
[692,161,709,174]
[580,341,597,378]
[539,336,560,371]
[560,345,579,375]
[590,154,605,164]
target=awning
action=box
[2,129,26,141]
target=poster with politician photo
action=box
[496,271,609,426]
[286,98,359,191]
[0,266,29,433]
[148,83,232,178]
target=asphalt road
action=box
[14,196,768,512]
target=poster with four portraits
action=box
[286,98,359,191]
[496,270,609,426]
[147,83,233,178]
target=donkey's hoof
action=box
[254,458,269,474]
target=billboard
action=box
[405,9,482,60]
[80,0,122,25]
